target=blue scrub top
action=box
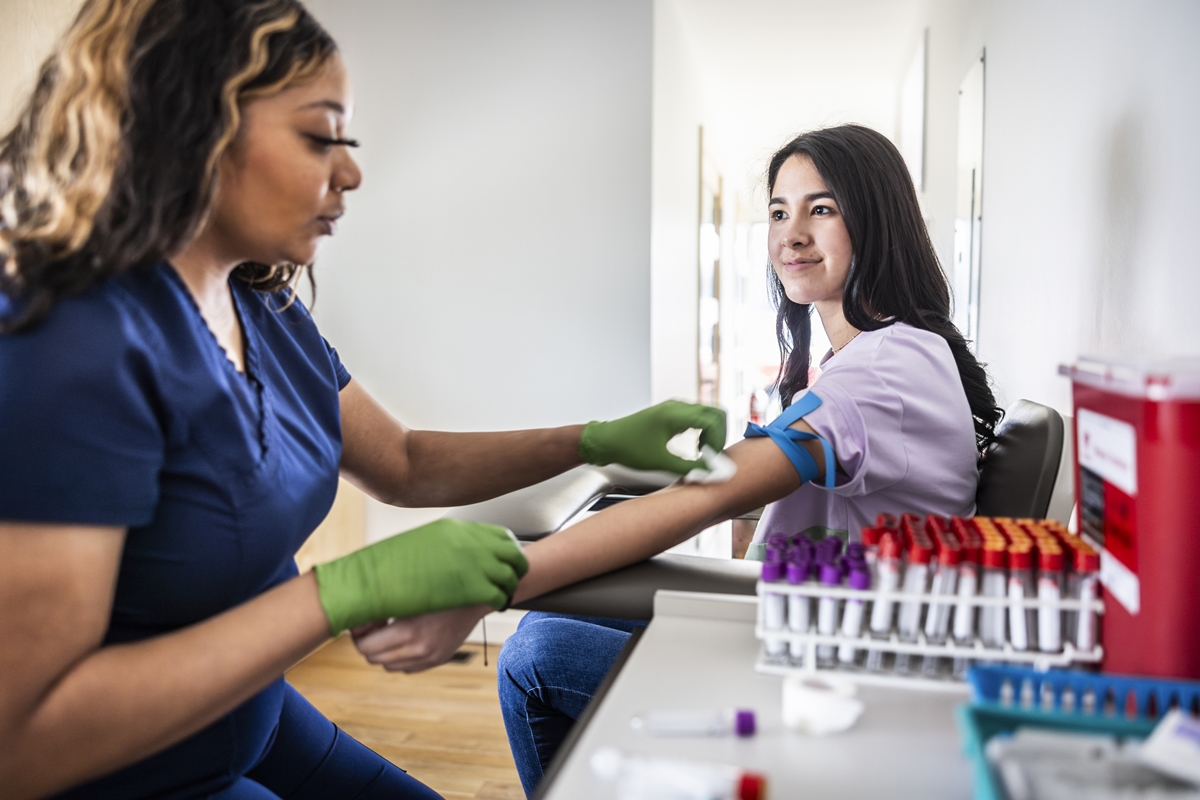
[0,263,351,798]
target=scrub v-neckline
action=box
[164,263,270,463]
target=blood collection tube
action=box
[996,520,1038,651]
[951,518,982,644]
[786,549,811,664]
[1066,542,1100,652]
[630,708,756,738]
[859,526,882,570]
[1006,547,1034,652]
[893,528,934,674]
[838,562,872,665]
[978,528,1009,650]
[865,531,902,671]
[1037,540,1064,653]
[921,526,962,677]
[816,560,842,667]
[761,558,786,658]
[590,748,767,800]
[764,533,789,564]
[949,518,983,676]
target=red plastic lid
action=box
[738,772,768,800]
[1038,548,1063,572]
[879,531,903,561]
[1008,547,1032,569]
[934,530,961,565]
[875,512,900,531]
[1075,548,1100,572]
[924,515,949,537]
[907,540,934,565]
[951,517,982,546]
[860,526,882,547]
[982,545,1007,568]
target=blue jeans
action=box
[497,613,646,798]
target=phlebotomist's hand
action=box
[578,400,727,476]
[313,519,529,635]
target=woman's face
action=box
[767,154,853,309]
[206,52,362,267]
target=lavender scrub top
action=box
[750,321,978,552]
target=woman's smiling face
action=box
[767,154,853,309]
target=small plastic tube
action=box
[979,538,1009,649]
[816,561,842,667]
[786,553,811,664]
[764,533,789,564]
[1007,547,1034,652]
[950,518,982,643]
[761,559,786,658]
[859,526,882,571]
[1066,545,1100,651]
[865,531,902,671]
[838,563,872,664]
[921,528,962,676]
[590,747,767,800]
[630,708,756,737]
[1037,542,1064,653]
[893,531,933,674]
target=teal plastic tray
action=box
[957,665,1200,800]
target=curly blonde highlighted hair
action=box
[0,0,336,331]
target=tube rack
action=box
[754,579,1105,692]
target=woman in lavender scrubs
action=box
[352,124,1003,797]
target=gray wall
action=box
[304,0,653,432]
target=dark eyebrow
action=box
[297,100,346,115]
[768,191,836,205]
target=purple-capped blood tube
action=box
[630,708,756,738]
[837,564,872,664]
[816,561,842,667]
[786,553,812,664]
[762,559,786,658]
[765,533,788,564]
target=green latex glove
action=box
[578,400,728,475]
[313,518,529,635]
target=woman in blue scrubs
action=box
[0,2,724,798]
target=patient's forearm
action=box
[513,436,801,603]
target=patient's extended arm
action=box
[353,423,827,672]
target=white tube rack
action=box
[754,579,1105,691]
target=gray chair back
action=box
[975,399,1065,519]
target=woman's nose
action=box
[782,217,810,249]
[333,151,362,194]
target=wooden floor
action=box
[286,636,523,800]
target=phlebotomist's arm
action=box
[337,379,726,508]
[0,522,333,799]
[353,416,833,672]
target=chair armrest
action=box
[444,466,612,540]
[514,553,761,620]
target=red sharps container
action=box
[1060,357,1200,678]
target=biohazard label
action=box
[1078,409,1140,615]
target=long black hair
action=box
[0,0,336,332]
[767,124,1001,455]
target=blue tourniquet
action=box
[743,391,836,488]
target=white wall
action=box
[303,0,654,541]
[304,0,653,433]
[650,0,704,404]
[0,0,83,130]
[918,0,1200,413]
